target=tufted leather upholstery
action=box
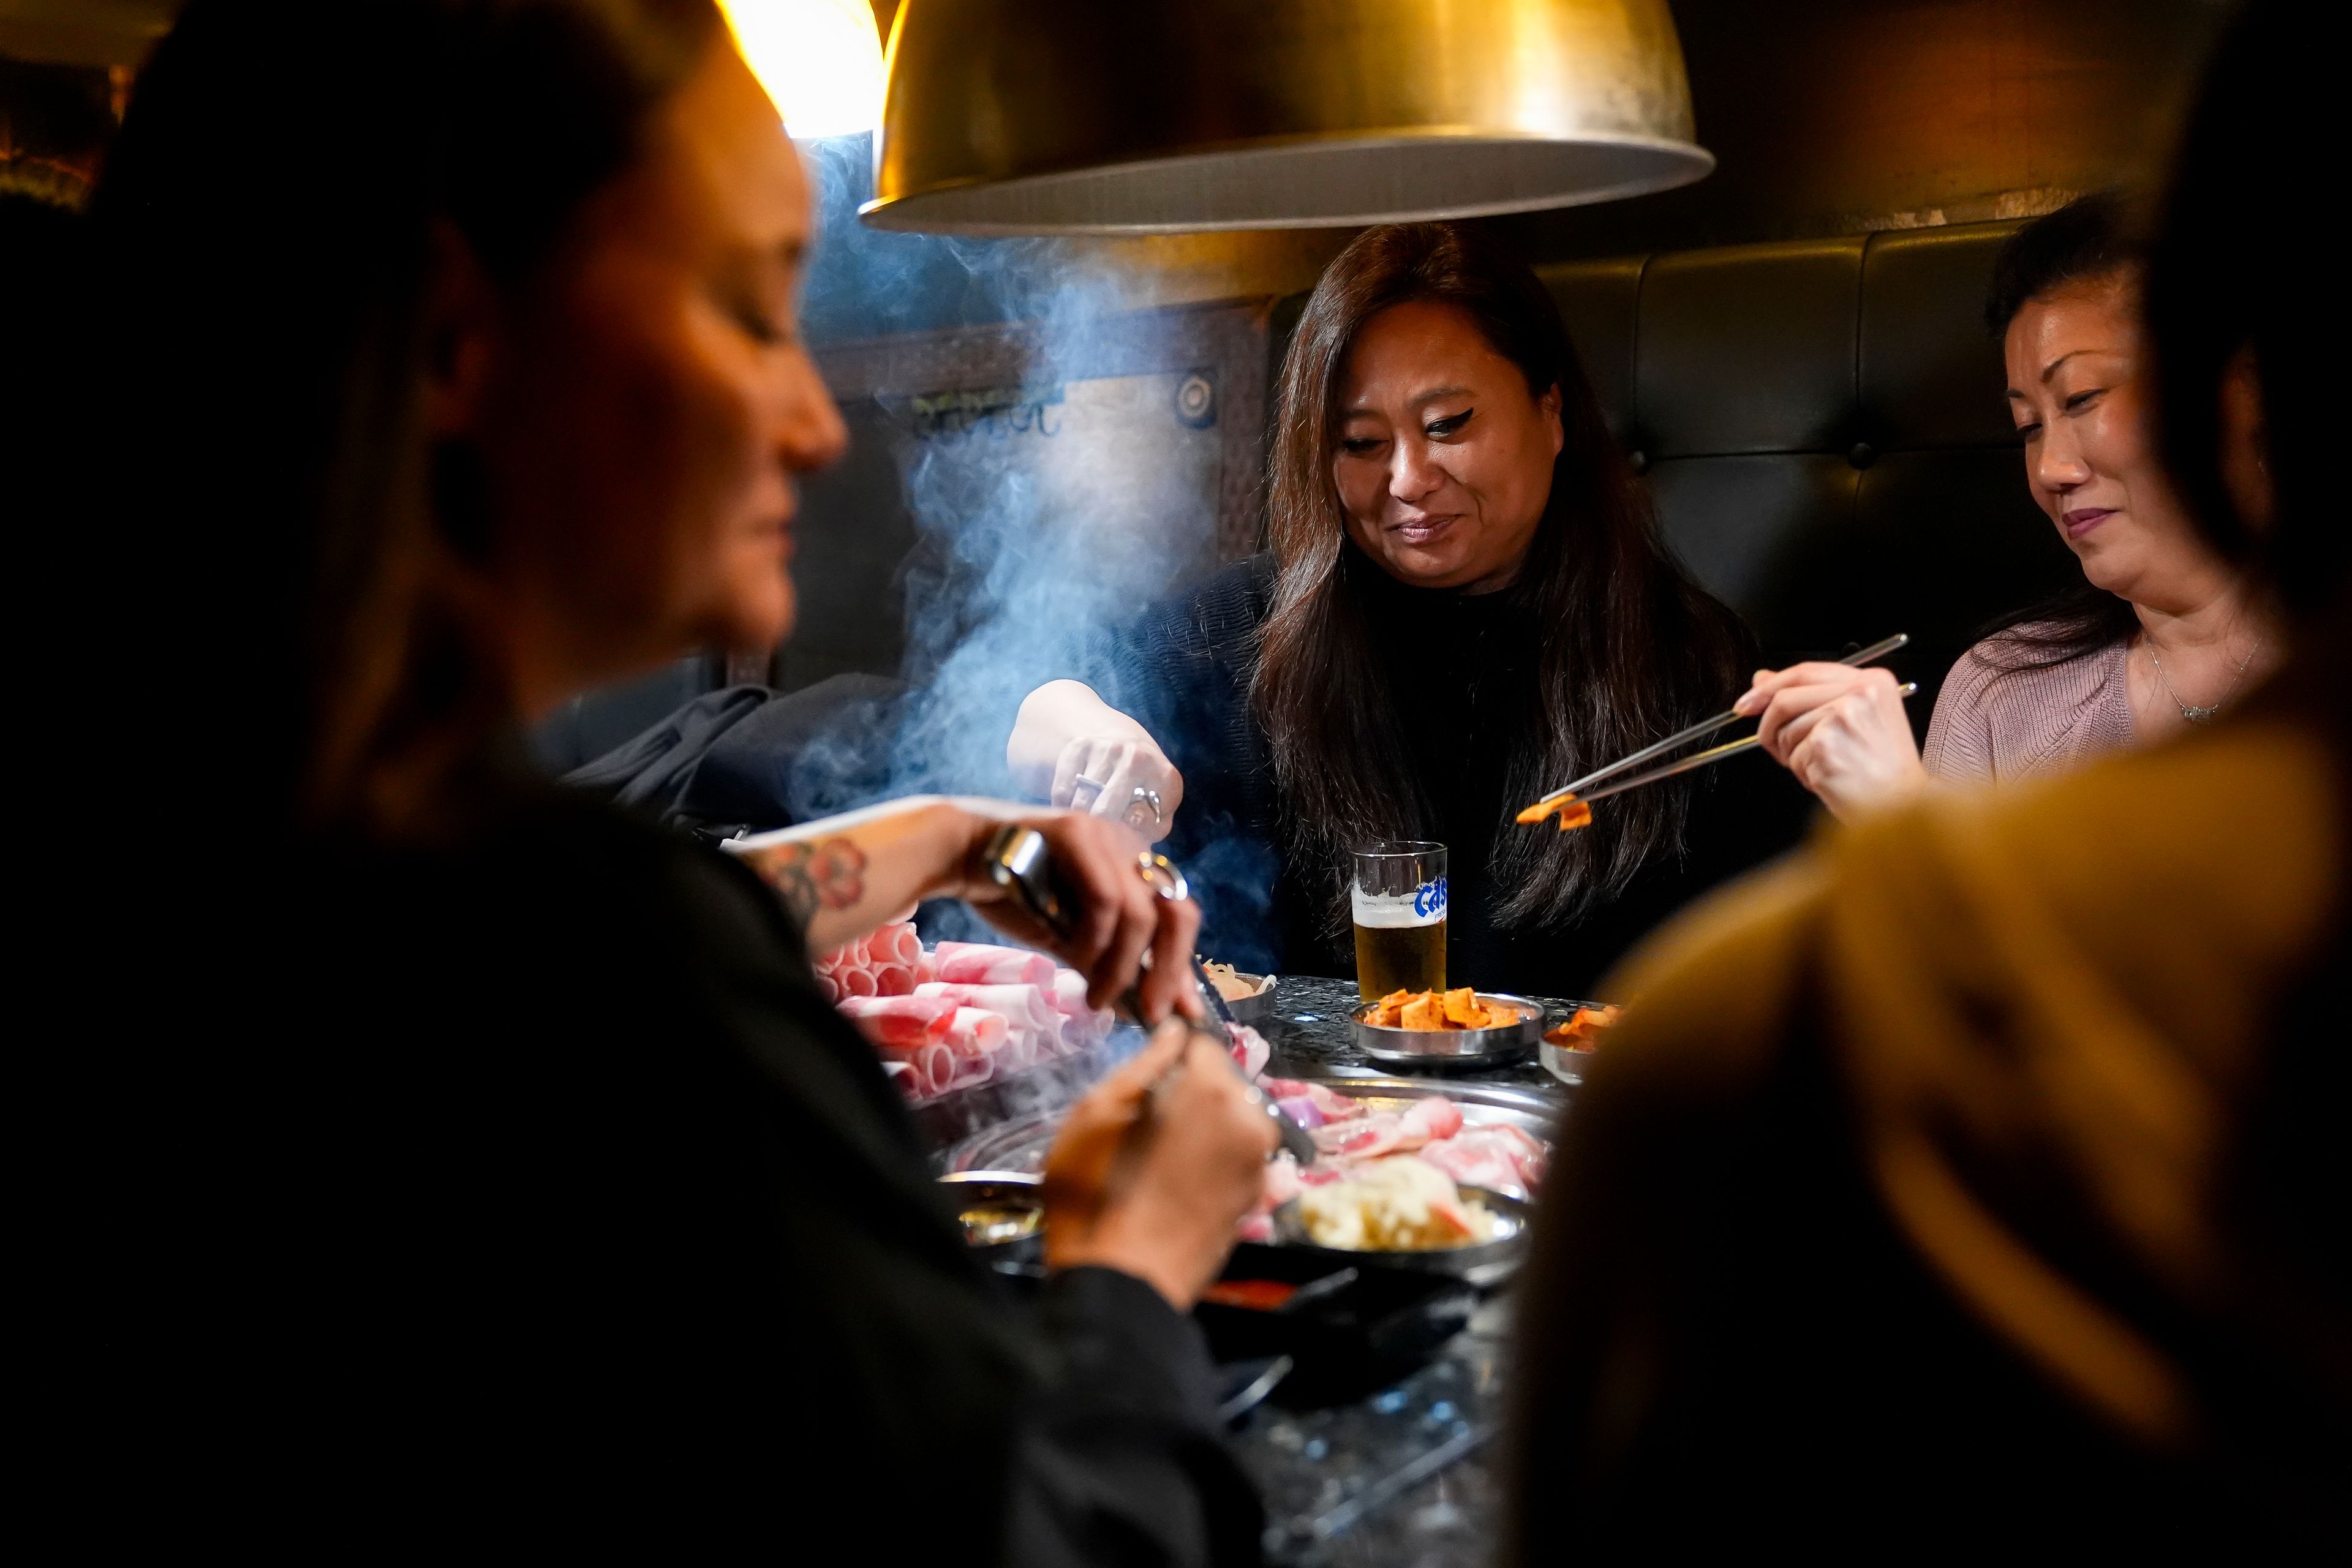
[1544,220,2081,732]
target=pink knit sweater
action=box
[1921,627,2137,785]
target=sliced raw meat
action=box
[1047,968,1114,1045]
[837,965,878,998]
[1262,1079,1361,1123]
[1415,1125,1548,1198]
[872,963,916,997]
[1227,1023,1269,1081]
[946,1006,1008,1058]
[874,922,924,968]
[837,994,957,1050]
[933,941,1055,987]
[1311,1112,1403,1160]
[1396,1096,1464,1146]
[914,981,1061,1038]
[1260,1152,1305,1210]
[815,973,841,1004]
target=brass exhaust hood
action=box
[862,0,1711,235]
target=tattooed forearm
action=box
[749,837,868,925]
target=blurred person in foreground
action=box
[67,1,1272,1555]
[1506,1,2346,1553]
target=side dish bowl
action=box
[1348,991,1545,1069]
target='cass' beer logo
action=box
[1412,877,1448,919]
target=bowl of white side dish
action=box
[1202,962,1278,1024]
[1269,1166,1531,1287]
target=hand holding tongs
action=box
[978,823,1319,1163]
[1520,633,1916,826]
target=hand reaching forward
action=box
[1734,663,1927,821]
[1006,680,1185,843]
[1042,1019,1278,1310]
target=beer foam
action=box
[1352,889,1446,928]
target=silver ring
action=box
[1123,786,1164,830]
[1069,773,1107,808]
[1134,851,1188,902]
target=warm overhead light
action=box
[719,0,885,141]
[865,0,1713,235]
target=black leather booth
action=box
[1540,217,2079,731]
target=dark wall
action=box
[1496,0,2231,260]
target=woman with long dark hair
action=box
[1736,193,2284,818]
[1009,223,1806,995]
[58,1,1276,1553]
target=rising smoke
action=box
[781,135,1275,963]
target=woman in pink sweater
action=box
[1743,195,2280,816]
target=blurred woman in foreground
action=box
[77,1,1270,1553]
[1738,193,2283,818]
[1508,1,2346,1551]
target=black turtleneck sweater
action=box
[1104,552,1814,999]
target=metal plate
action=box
[944,1075,1562,1175]
[937,1170,1046,1265]
[1349,992,1547,1069]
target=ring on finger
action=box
[1123,786,1163,831]
[1070,772,1108,809]
[1134,851,1188,902]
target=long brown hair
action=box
[85,0,720,834]
[1251,222,1750,932]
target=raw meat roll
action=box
[946,1006,1008,1058]
[837,994,957,1050]
[933,941,1055,988]
[874,922,924,968]
[913,981,1061,1037]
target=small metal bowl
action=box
[1268,1184,1532,1287]
[1348,991,1545,1069]
[1210,970,1279,1024]
[939,1170,1045,1265]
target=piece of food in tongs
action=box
[1515,795,1594,831]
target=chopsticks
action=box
[1520,633,1912,822]
[1570,682,1918,806]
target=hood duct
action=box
[861,0,1711,235]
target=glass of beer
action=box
[1352,841,1447,1000]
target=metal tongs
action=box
[1520,633,1915,824]
[979,823,1319,1163]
